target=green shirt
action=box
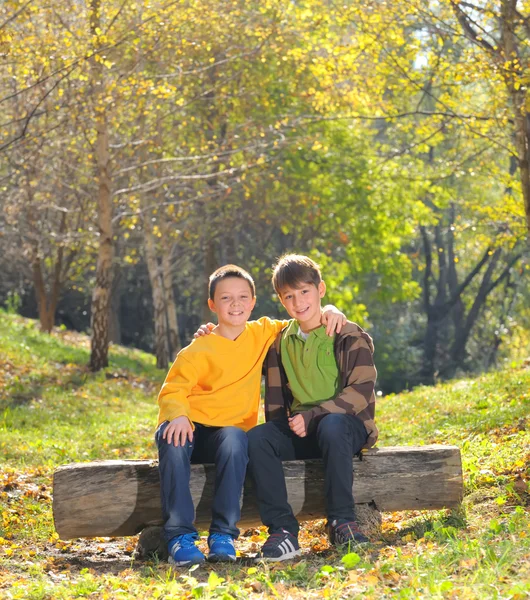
[280,320,340,413]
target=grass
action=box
[0,310,529,599]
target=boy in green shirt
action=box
[248,254,378,560]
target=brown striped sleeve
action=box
[263,332,291,422]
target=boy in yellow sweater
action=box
[156,264,345,566]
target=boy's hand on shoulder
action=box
[193,322,215,338]
[288,414,307,437]
[321,305,347,336]
[163,416,194,446]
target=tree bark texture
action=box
[161,251,180,360]
[500,0,530,235]
[143,219,171,369]
[88,0,114,372]
[53,445,463,539]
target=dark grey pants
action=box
[247,413,367,536]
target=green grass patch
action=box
[1,311,529,599]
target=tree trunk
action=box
[419,225,445,384]
[202,241,217,323]
[108,269,122,344]
[31,256,55,333]
[447,205,464,335]
[143,222,170,369]
[88,0,113,372]
[420,310,440,385]
[162,251,180,359]
[509,90,530,235]
[53,445,463,539]
[498,0,530,235]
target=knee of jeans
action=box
[247,424,272,452]
[218,427,248,453]
[159,438,192,464]
[317,413,350,440]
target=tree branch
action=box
[450,0,498,54]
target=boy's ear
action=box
[318,281,326,298]
[207,298,216,313]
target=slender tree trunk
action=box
[510,93,530,235]
[108,270,122,344]
[88,0,114,371]
[419,225,448,384]
[143,219,170,369]
[447,205,464,335]
[202,241,217,323]
[30,213,66,333]
[420,310,440,385]
[162,251,180,359]
[32,256,56,333]
[499,1,530,235]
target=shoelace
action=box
[263,532,290,547]
[335,521,362,542]
[209,533,234,546]
[171,534,197,551]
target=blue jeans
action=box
[247,413,368,536]
[156,422,248,542]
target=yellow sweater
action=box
[157,317,288,431]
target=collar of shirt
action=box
[283,319,334,342]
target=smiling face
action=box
[278,280,326,331]
[208,277,256,329]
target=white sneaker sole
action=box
[256,548,302,562]
[168,555,205,567]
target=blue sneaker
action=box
[168,534,205,566]
[208,533,236,562]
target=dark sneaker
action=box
[257,529,301,561]
[208,533,236,562]
[328,519,370,546]
[168,533,205,566]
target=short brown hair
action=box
[209,264,256,300]
[271,254,322,294]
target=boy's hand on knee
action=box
[321,305,347,336]
[193,323,215,338]
[288,414,307,437]
[163,416,194,446]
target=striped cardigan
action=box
[263,321,378,448]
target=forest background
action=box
[1,0,530,393]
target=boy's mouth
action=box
[295,307,310,317]
[229,311,244,316]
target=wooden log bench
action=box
[53,444,463,558]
